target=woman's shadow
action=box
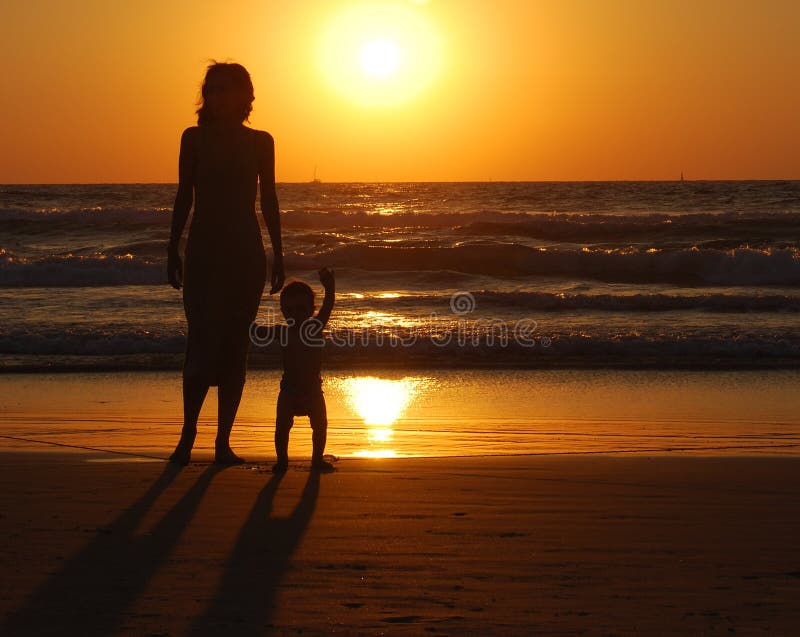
[1,462,223,636]
[189,469,320,635]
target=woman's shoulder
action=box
[179,126,200,146]
[248,128,275,145]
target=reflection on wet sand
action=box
[336,376,429,458]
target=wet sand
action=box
[0,451,798,635]
[3,369,800,459]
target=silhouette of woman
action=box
[167,61,285,465]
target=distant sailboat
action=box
[680,171,685,182]
[310,165,321,184]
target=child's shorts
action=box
[278,378,326,422]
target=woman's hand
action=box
[167,248,183,290]
[269,258,285,294]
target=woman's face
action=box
[204,73,241,121]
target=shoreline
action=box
[4,354,800,374]
[4,425,800,462]
[1,451,798,635]
[4,435,800,462]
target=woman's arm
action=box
[167,127,196,289]
[258,131,285,294]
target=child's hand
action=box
[318,267,335,290]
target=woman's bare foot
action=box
[170,427,197,466]
[214,446,246,465]
[169,445,191,466]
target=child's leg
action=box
[309,394,333,471]
[275,390,294,468]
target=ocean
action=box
[1,180,799,371]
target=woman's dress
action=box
[182,126,267,386]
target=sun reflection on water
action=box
[337,376,429,458]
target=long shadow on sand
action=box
[1,462,224,636]
[189,470,320,635]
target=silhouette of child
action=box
[256,267,335,473]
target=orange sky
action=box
[1,0,798,183]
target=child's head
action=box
[280,280,315,324]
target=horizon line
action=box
[3,178,799,186]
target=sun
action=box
[318,3,442,107]
[360,39,401,78]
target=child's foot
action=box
[311,458,336,473]
[214,447,246,465]
[272,459,289,474]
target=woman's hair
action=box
[195,61,255,126]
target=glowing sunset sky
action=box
[1,0,798,183]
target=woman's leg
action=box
[216,375,246,464]
[169,376,209,465]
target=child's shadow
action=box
[189,470,320,635]
[1,463,223,636]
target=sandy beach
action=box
[1,451,798,635]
